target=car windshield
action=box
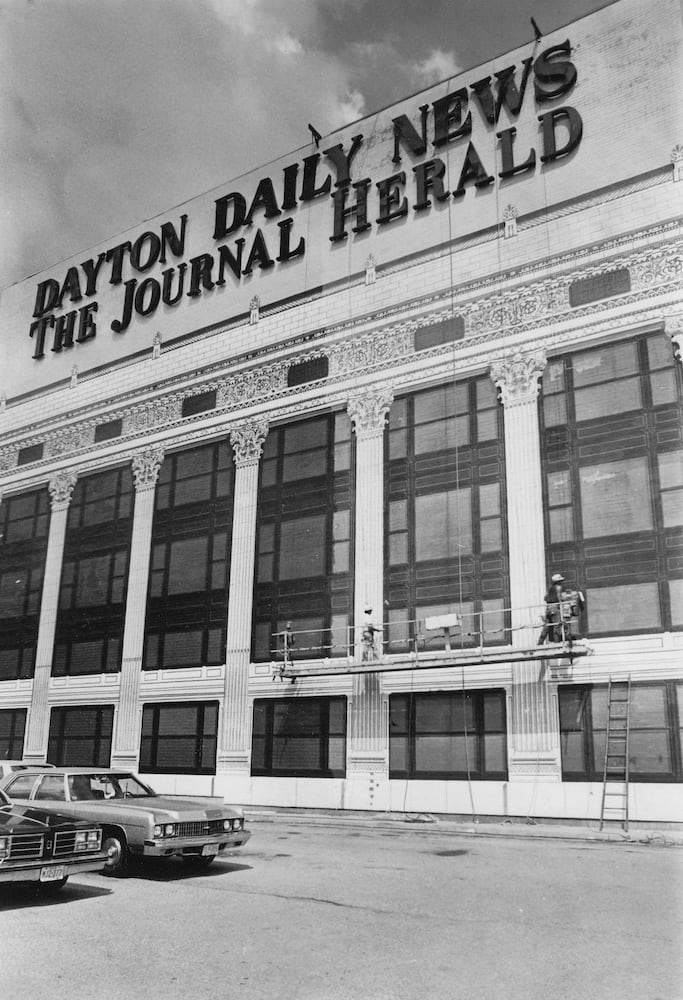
[67,774,157,801]
[0,789,11,808]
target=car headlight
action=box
[0,836,9,860]
[233,818,243,831]
[88,829,102,849]
[223,819,232,832]
[153,823,175,838]
[74,831,88,851]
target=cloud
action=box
[0,0,369,290]
[411,48,462,87]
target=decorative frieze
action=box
[490,351,546,408]
[46,425,93,458]
[229,420,269,466]
[217,364,287,409]
[48,469,78,509]
[131,446,165,491]
[123,395,181,435]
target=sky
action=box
[0,0,616,292]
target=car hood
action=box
[0,804,94,834]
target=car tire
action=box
[182,855,215,870]
[102,832,129,877]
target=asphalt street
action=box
[2,821,681,1000]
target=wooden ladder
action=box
[599,677,631,831]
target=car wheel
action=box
[102,833,129,876]
[37,876,69,894]
[182,855,215,870]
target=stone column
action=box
[110,446,164,770]
[217,420,268,777]
[346,389,393,804]
[491,351,560,780]
[23,469,78,762]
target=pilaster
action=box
[347,388,393,788]
[491,352,560,780]
[23,469,78,762]
[217,420,268,776]
[110,446,164,770]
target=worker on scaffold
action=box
[274,621,296,681]
[361,607,382,661]
[538,573,585,645]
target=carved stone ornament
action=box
[503,204,518,239]
[490,351,547,407]
[229,420,269,465]
[250,296,260,325]
[671,144,683,181]
[48,469,78,508]
[132,446,165,491]
[347,388,394,438]
[664,313,683,364]
[365,254,376,285]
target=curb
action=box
[243,808,683,847]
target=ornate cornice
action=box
[347,388,394,438]
[48,469,78,509]
[1,225,682,478]
[490,351,547,407]
[131,446,165,492]
[229,420,269,466]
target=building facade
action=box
[1,0,682,823]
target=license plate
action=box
[40,865,65,882]
[201,844,219,857]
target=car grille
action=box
[9,833,44,861]
[175,820,225,838]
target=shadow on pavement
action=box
[124,857,253,882]
[0,879,113,911]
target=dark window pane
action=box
[580,459,653,536]
[181,390,216,417]
[279,516,326,578]
[587,583,660,633]
[94,419,122,442]
[569,269,630,308]
[287,357,329,386]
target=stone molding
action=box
[131,446,165,491]
[347,388,394,438]
[48,469,78,509]
[490,351,547,407]
[229,419,269,466]
[1,225,681,476]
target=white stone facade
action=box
[1,0,682,822]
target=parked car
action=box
[0,786,105,892]
[1,768,251,876]
[0,760,55,781]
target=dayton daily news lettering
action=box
[29,41,580,360]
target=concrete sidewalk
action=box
[243,806,683,846]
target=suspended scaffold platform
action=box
[271,605,592,681]
[277,640,592,680]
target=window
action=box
[287,357,329,387]
[253,413,353,661]
[140,701,218,774]
[54,467,133,676]
[414,317,465,352]
[559,683,683,782]
[541,333,682,636]
[144,442,234,670]
[569,268,630,308]
[94,419,123,442]
[17,443,44,466]
[0,708,27,758]
[385,376,509,653]
[47,705,114,766]
[0,488,49,680]
[181,390,217,418]
[251,697,347,777]
[389,690,507,779]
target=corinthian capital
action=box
[230,419,269,466]
[490,351,546,407]
[664,313,683,364]
[48,469,78,509]
[132,446,165,492]
[347,387,394,439]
